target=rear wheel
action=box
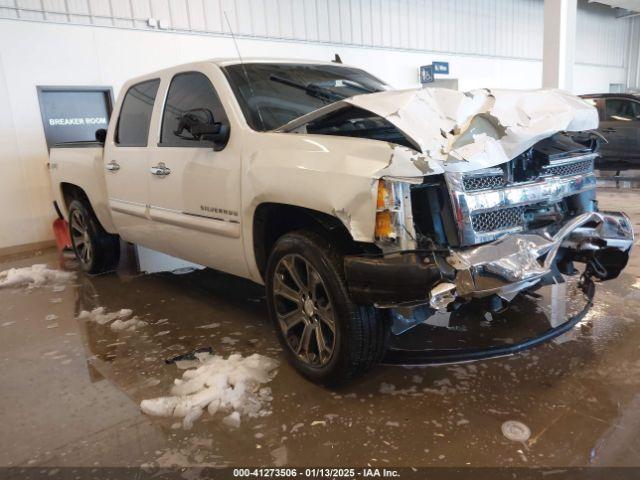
[68,200,120,274]
[266,231,388,385]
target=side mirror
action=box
[95,128,107,143]
[175,108,230,150]
[201,124,230,151]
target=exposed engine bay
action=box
[299,88,637,333]
[344,132,632,319]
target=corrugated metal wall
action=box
[0,0,631,67]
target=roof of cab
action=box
[212,57,348,67]
[122,57,354,87]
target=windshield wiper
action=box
[269,74,347,104]
[339,79,377,94]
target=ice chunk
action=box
[290,423,304,434]
[140,397,179,417]
[77,307,136,326]
[222,411,241,429]
[207,398,220,416]
[195,322,221,330]
[0,264,74,289]
[140,353,278,428]
[110,317,148,332]
[182,408,204,430]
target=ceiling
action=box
[589,0,640,14]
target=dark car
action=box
[580,93,640,170]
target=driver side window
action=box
[605,99,640,122]
[160,71,228,147]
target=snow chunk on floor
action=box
[78,307,147,331]
[0,264,74,289]
[111,317,148,331]
[222,411,241,429]
[140,353,278,429]
[195,322,220,330]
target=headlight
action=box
[374,178,417,251]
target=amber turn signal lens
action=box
[376,180,388,209]
[375,211,393,239]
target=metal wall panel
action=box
[0,0,632,67]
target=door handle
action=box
[150,162,171,177]
[602,128,616,133]
[106,160,120,172]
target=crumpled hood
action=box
[280,87,598,178]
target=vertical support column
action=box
[627,17,640,91]
[542,0,577,91]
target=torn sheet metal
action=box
[279,87,598,177]
[447,211,633,299]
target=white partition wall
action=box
[0,0,635,251]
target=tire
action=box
[68,199,120,274]
[265,230,388,386]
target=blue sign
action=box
[419,65,434,84]
[432,61,449,75]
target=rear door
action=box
[147,67,248,277]
[104,79,159,246]
[599,97,640,165]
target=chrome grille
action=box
[470,207,525,233]
[543,158,593,178]
[463,175,506,192]
[444,152,597,246]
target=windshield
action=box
[222,63,389,131]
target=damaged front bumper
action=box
[345,211,633,308]
[447,210,633,301]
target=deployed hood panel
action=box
[279,87,598,178]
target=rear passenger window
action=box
[160,72,228,147]
[115,79,160,147]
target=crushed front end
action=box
[345,133,633,318]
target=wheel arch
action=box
[59,182,117,234]
[251,202,376,281]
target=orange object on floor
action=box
[53,218,72,252]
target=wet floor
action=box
[2,188,640,469]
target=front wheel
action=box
[68,200,120,274]
[265,231,388,385]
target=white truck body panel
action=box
[49,145,118,233]
[48,58,601,286]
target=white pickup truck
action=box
[49,58,633,384]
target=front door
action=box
[598,97,640,167]
[104,78,159,246]
[147,68,248,278]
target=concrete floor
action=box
[2,188,640,469]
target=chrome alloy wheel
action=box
[70,209,93,267]
[272,254,337,367]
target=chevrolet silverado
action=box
[49,59,633,384]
